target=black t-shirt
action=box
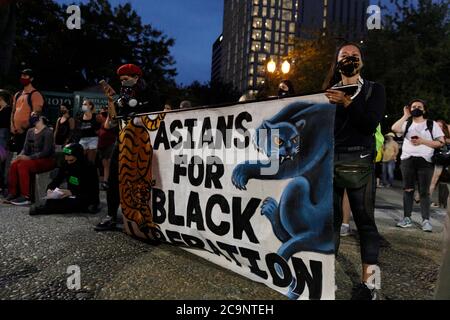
[334,80,386,150]
[0,105,12,129]
[78,114,100,138]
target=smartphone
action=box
[330,84,359,96]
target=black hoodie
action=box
[47,159,99,207]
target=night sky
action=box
[53,0,426,86]
[56,0,224,86]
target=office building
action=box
[216,0,369,93]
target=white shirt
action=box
[400,120,444,162]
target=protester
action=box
[10,69,45,153]
[429,120,450,207]
[0,90,12,194]
[324,42,386,300]
[163,104,172,112]
[4,115,55,206]
[392,99,445,232]
[95,63,153,231]
[381,133,399,188]
[54,104,75,151]
[29,143,100,215]
[278,79,295,97]
[77,99,100,164]
[97,107,117,191]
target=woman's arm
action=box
[416,137,445,149]
[54,117,61,139]
[392,107,411,134]
[65,118,76,144]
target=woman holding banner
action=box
[324,42,386,300]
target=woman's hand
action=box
[325,90,352,108]
[15,155,30,161]
[410,136,423,146]
[403,106,411,118]
[60,189,73,198]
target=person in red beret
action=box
[114,63,151,117]
[95,63,153,232]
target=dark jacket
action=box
[47,159,100,207]
[21,126,55,160]
[334,79,386,150]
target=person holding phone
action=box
[324,42,386,300]
[391,99,445,232]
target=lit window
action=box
[289,22,296,33]
[282,10,292,21]
[253,18,263,29]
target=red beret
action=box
[117,64,143,77]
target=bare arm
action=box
[392,106,411,134]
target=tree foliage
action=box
[364,0,450,125]
[3,0,177,106]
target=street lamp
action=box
[281,60,291,75]
[267,59,276,73]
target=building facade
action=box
[211,35,224,83]
[216,0,369,94]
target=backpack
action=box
[403,118,434,140]
[404,119,450,166]
[14,90,39,111]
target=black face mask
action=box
[411,109,424,118]
[337,56,361,77]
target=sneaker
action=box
[397,217,413,228]
[422,220,433,233]
[3,194,17,204]
[11,196,31,206]
[351,283,377,300]
[340,224,351,237]
[431,203,439,208]
[94,217,117,232]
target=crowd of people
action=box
[0,69,117,213]
[0,43,448,300]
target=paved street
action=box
[0,183,447,300]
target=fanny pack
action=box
[334,153,374,189]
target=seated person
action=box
[6,114,56,206]
[30,143,100,215]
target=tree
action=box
[365,0,450,126]
[259,31,338,98]
[0,0,17,88]
[5,0,177,106]
[165,81,241,109]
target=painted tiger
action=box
[119,113,166,237]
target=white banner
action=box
[120,94,336,300]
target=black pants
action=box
[34,198,88,215]
[107,142,120,222]
[400,157,434,220]
[333,151,380,265]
